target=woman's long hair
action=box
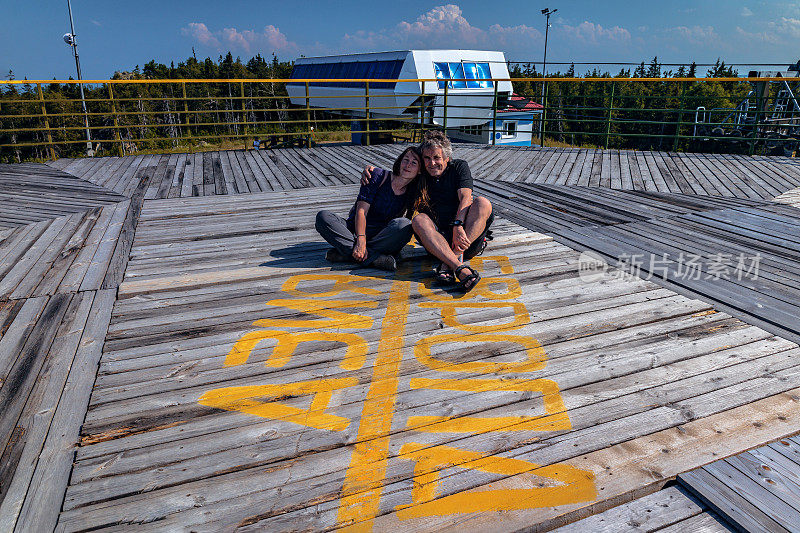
[392,146,430,218]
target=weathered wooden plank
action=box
[74,317,773,499]
[233,151,263,192]
[223,150,247,194]
[0,216,70,299]
[0,291,94,531]
[121,154,157,198]
[256,151,294,190]
[273,148,326,188]
[551,485,705,533]
[199,152,213,196]
[655,512,734,533]
[726,452,800,516]
[0,297,49,390]
[76,200,130,292]
[29,208,104,297]
[587,150,602,187]
[100,173,151,289]
[46,158,71,171]
[313,146,361,181]
[152,154,177,199]
[702,153,771,199]
[294,148,348,186]
[208,151,225,195]
[166,153,187,199]
[105,154,145,195]
[216,150,236,194]
[16,289,116,533]
[61,383,800,532]
[189,151,203,197]
[523,149,556,184]
[0,221,49,278]
[680,467,788,533]
[94,155,132,191]
[0,294,72,477]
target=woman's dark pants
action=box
[315,210,413,266]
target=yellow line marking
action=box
[282,274,383,298]
[198,378,358,432]
[417,276,522,301]
[470,255,515,274]
[395,443,596,518]
[337,278,411,531]
[225,330,368,370]
[254,298,377,329]
[419,301,530,332]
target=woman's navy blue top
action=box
[346,167,409,237]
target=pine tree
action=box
[647,57,661,78]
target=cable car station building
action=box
[287,49,541,146]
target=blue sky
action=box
[3,1,799,80]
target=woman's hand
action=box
[451,226,470,254]
[361,166,376,185]
[352,235,368,262]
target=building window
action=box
[289,59,404,89]
[502,121,517,138]
[434,61,493,89]
[463,62,492,88]
[458,125,484,136]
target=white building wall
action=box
[287,50,513,128]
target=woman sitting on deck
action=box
[315,146,425,271]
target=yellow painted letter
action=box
[199,378,358,431]
[395,443,596,518]
[226,330,368,370]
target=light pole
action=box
[64,0,92,156]
[540,7,557,147]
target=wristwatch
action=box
[452,219,463,227]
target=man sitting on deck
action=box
[364,130,494,291]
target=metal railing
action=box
[1,77,797,162]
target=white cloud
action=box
[182,5,641,64]
[91,19,102,27]
[342,5,541,53]
[735,17,800,47]
[487,23,541,48]
[559,21,631,45]
[396,4,485,46]
[181,23,297,55]
[741,6,754,17]
[773,16,800,37]
[670,25,721,45]
[182,22,220,48]
[735,26,780,45]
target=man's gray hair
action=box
[420,130,453,160]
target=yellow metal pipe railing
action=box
[1,77,795,161]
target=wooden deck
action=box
[3,145,800,531]
[679,435,800,532]
[48,145,800,200]
[477,182,800,345]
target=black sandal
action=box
[434,262,456,284]
[454,264,481,292]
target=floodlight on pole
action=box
[540,7,557,146]
[65,0,92,156]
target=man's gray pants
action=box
[315,210,412,266]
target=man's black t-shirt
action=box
[424,159,472,226]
